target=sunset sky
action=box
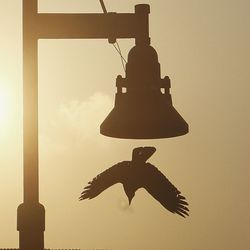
[0,0,250,249]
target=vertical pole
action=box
[23,0,39,206]
[17,1,45,249]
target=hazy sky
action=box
[0,0,250,249]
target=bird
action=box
[80,146,189,217]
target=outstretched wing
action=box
[80,161,129,200]
[142,163,189,217]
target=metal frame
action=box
[18,1,150,249]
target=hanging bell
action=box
[100,44,189,139]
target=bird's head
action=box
[123,185,135,205]
[132,146,156,164]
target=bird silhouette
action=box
[80,146,189,217]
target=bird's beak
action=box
[143,147,156,161]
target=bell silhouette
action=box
[100,44,189,139]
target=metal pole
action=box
[17,1,45,249]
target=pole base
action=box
[17,203,45,250]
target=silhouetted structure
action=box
[18,1,163,250]
[80,147,189,217]
[101,44,188,139]
[0,1,189,249]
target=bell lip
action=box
[100,126,189,140]
[100,104,189,139]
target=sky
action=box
[0,0,250,249]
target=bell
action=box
[100,44,189,139]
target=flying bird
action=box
[80,147,189,217]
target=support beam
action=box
[36,5,150,43]
[37,13,137,39]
